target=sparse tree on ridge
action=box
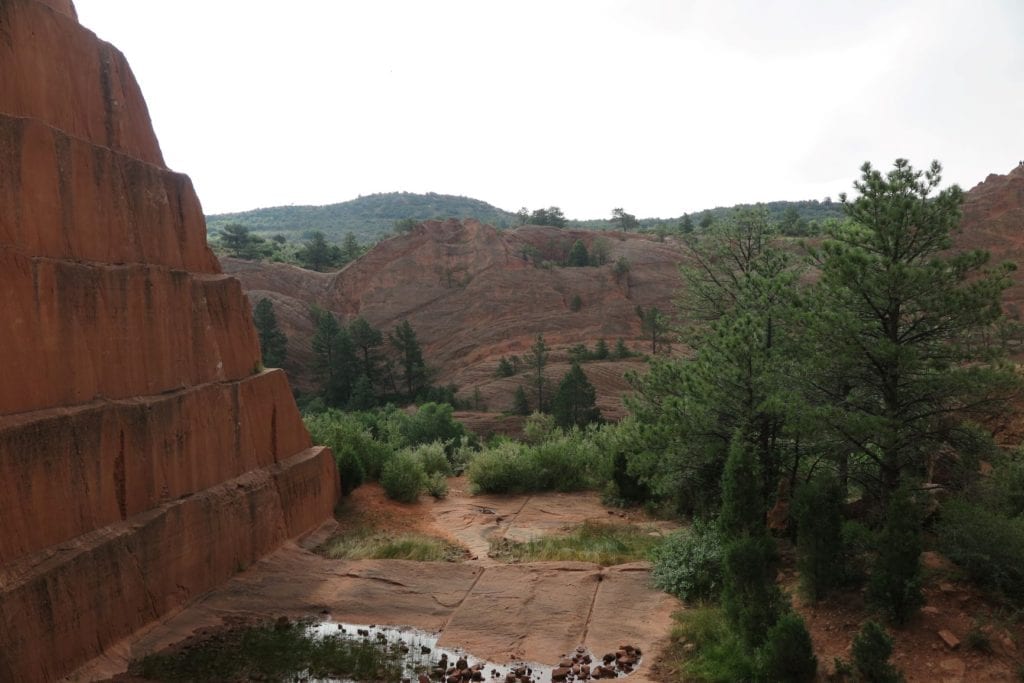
[612,207,640,232]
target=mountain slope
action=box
[224,221,683,418]
[206,191,518,242]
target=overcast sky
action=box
[73,0,1024,220]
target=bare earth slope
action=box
[225,219,684,417]
[0,2,338,680]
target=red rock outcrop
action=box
[0,2,339,680]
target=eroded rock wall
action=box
[0,2,339,680]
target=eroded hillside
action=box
[225,220,685,418]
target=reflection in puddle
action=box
[306,621,638,682]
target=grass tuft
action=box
[319,528,465,562]
[488,520,664,566]
[664,607,755,682]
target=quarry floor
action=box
[69,480,679,682]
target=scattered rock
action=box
[938,629,961,650]
[922,606,941,616]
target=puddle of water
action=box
[301,621,639,682]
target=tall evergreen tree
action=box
[527,334,550,412]
[806,159,1019,502]
[390,320,427,399]
[348,317,384,383]
[552,362,602,429]
[253,298,287,368]
[635,306,668,354]
[310,307,359,405]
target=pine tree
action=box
[635,306,667,354]
[719,430,764,538]
[567,240,589,267]
[348,317,383,384]
[806,159,1018,502]
[390,320,427,399]
[527,334,550,412]
[298,231,341,271]
[310,307,359,406]
[552,362,602,429]
[867,487,924,624]
[253,298,287,368]
[341,232,361,263]
[793,475,846,601]
[594,338,609,360]
[496,357,515,377]
[512,385,531,415]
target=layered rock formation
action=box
[0,2,338,680]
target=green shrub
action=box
[794,475,846,600]
[757,612,818,682]
[851,621,902,683]
[937,499,1024,604]
[466,430,608,494]
[651,520,725,602]
[424,472,449,499]
[722,534,785,650]
[669,607,756,682]
[399,402,467,452]
[408,441,452,477]
[304,409,396,488]
[379,451,426,503]
[867,489,924,624]
[466,442,535,493]
[522,411,556,444]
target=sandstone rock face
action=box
[0,2,338,680]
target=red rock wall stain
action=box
[0,1,339,680]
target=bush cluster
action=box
[937,499,1024,604]
[650,520,724,602]
[466,430,609,494]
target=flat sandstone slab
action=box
[68,533,677,682]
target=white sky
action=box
[73,0,1024,219]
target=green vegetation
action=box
[850,621,902,683]
[379,451,427,503]
[303,403,470,500]
[466,423,613,494]
[757,613,818,683]
[526,334,549,412]
[131,620,405,682]
[938,498,1024,604]
[551,362,602,429]
[516,205,567,228]
[793,475,846,601]
[664,608,756,682]
[489,520,664,565]
[252,298,287,368]
[320,529,464,562]
[207,191,518,242]
[650,520,724,602]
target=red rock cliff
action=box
[0,2,339,680]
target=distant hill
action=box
[205,192,518,243]
[207,192,848,245]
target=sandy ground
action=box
[67,481,679,682]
